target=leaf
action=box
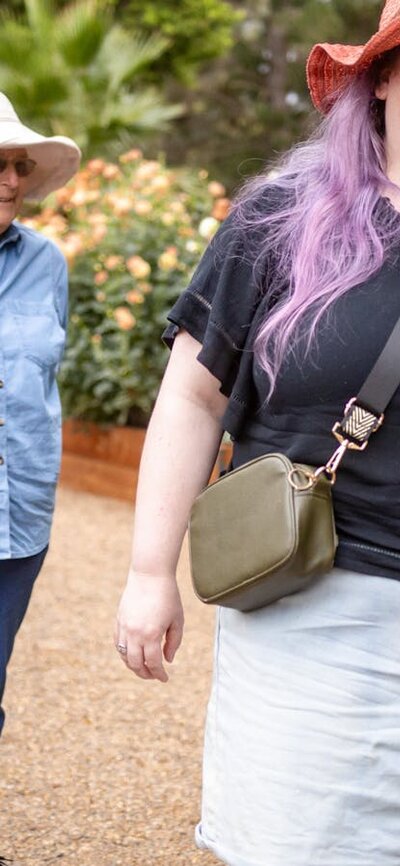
[56,0,110,68]
[98,26,170,93]
[0,21,35,72]
[24,0,54,38]
[100,90,183,130]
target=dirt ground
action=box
[0,487,220,866]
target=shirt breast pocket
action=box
[11,300,66,368]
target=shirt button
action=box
[0,419,4,426]
[0,381,4,388]
[0,457,4,465]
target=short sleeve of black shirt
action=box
[163,211,268,434]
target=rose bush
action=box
[21,152,230,425]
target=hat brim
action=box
[307,17,400,112]
[0,120,81,200]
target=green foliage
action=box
[0,0,182,157]
[119,0,242,82]
[156,0,384,190]
[5,0,384,190]
[0,0,389,189]
[21,154,230,425]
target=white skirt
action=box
[196,568,400,866]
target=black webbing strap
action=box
[334,316,400,449]
[357,316,400,414]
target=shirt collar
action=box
[0,222,21,251]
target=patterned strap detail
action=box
[336,400,383,446]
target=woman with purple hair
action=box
[115,2,400,863]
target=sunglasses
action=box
[0,157,37,178]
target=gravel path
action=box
[0,487,220,866]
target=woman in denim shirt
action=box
[0,93,80,769]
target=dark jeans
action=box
[0,546,48,735]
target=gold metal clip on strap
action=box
[289,396,384,492]
[313,440,350,486]
[332,397,384,450]
[288,439,352,492]
[312,396,384,487]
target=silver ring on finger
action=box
[117,643,128,655]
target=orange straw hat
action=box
[307,0,400,112]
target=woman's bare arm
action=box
[115,330,228,682]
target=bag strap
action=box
[332,315,400,455]
[357,315,400,414]
[301,315,400,487]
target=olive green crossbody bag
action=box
[188,317,400,612]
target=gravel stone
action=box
[0,487,220,866]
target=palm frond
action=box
[56,0,109,68]
[101,89,183,131]
[0,0,184,159]
[0,64,69,135]
[24,0,54,37]
[48,77,99,143]
[99,26,170,93]
[0,21,35,72]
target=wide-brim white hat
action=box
[0,92,81,200]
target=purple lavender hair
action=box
[233,58,400,397]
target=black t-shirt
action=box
[164,197,400,580]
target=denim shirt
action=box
[0,221,67,558]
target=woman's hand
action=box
[114,332,227,684]
[114,570,184,683]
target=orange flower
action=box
[56,187,73,206]
[137,184,154,197]
[91,225,107,244]
[87,158,107,176]
[38,224,62,240]
[91,334,102,344]
[104,255,123,270]
[150,174,170,192]
[96,290,106,302]
[109,195,133,216]
[169,200,185,215]
[48,215,68,233]
[88,212,107,226]
[135,160,161,181]
[70,188,98,207]
[161,213,175,226]
[126,255,151,279]
[119,149,143,163]
[158,246,179,271]
[208,181,226,197]
[63,232,85,256]
[133,200,152,216]
[75,168,91,185]
[126,290,144,304]
[41,206,55,221]
[94,270,108,286]
[114,306,136,330]
[102,164,121,180]
[211,198,231,221]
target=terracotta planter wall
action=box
[61,419,232,502]
[61,420,147,501]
